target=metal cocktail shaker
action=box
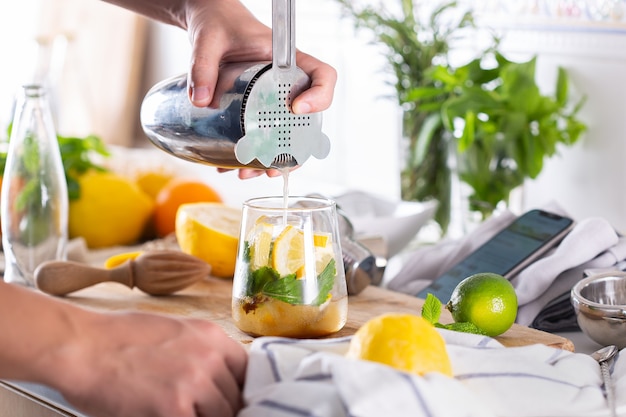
[337,209,386,295]
[140,1,330,170]
[140,62,273,170]
[140,62,332,171]
[297,194,386,295]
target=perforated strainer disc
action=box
[235,69,329,168]
[234,0,330,169]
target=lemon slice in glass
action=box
[313,232,334,272]
[248,222,274,270]
[271,225,305,277]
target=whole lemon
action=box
[346,313,452,376]
[446,272,518,337]
[175,202,240,278]
[69,172,154,248]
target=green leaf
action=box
[500,63,540,115]
[494,51,513,67]
[459,111,476,151]
[246,259,337,306]
[66,178,80,200]
[417,102,447,113]
[421,293,442,324]
[441,87,500,130]
[443,322,487,335]
[1,126,111,201]
[414,113,442,166]
[312,258,337,306]
[466,59,500,85]
[426,65,458,86]
[262,273,303,304]
[405,86,445,102]
[421,294,488,336]
[248,266,279,296]
[21,134,41,175]
[15,178,40,212]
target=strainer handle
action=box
[272,0,296,70]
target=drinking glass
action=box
[232,196,348,337]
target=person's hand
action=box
[185,0,336,112]
[184,0,337,179]
[217,166,289,179]
[58,312,247,417]
[105,0,336,179]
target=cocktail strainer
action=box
[234,0,330,169]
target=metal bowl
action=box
[571,271,626,348]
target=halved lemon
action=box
[175,202,241,278]
[347,313,453,377]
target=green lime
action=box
[445,272,518,337]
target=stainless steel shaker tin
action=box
[140,62,272,170]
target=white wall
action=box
[492,22,626,232]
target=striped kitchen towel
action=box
[239,329,624,417]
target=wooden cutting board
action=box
[61,276,574,351]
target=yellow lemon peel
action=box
[347,313,453,377]
[175,202,241,278]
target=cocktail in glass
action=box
[232,196,348,337]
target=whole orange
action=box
[153,178,223,237]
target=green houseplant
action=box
[335,0,474,232]
[421,53,587,220]
[336,0,586,233]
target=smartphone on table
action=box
[416,209,575,302]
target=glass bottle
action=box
[1,85,68,287]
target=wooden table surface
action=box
[62,276,574,351]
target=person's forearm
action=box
[0,281,248,417]
[0,282,94,388]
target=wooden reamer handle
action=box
[35,260,134,296]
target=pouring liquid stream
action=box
[281,168,289,225]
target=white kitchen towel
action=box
[386,207,624,327]
[239,331,625,417]
[512,217,620,305]
[514,234,626,326]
